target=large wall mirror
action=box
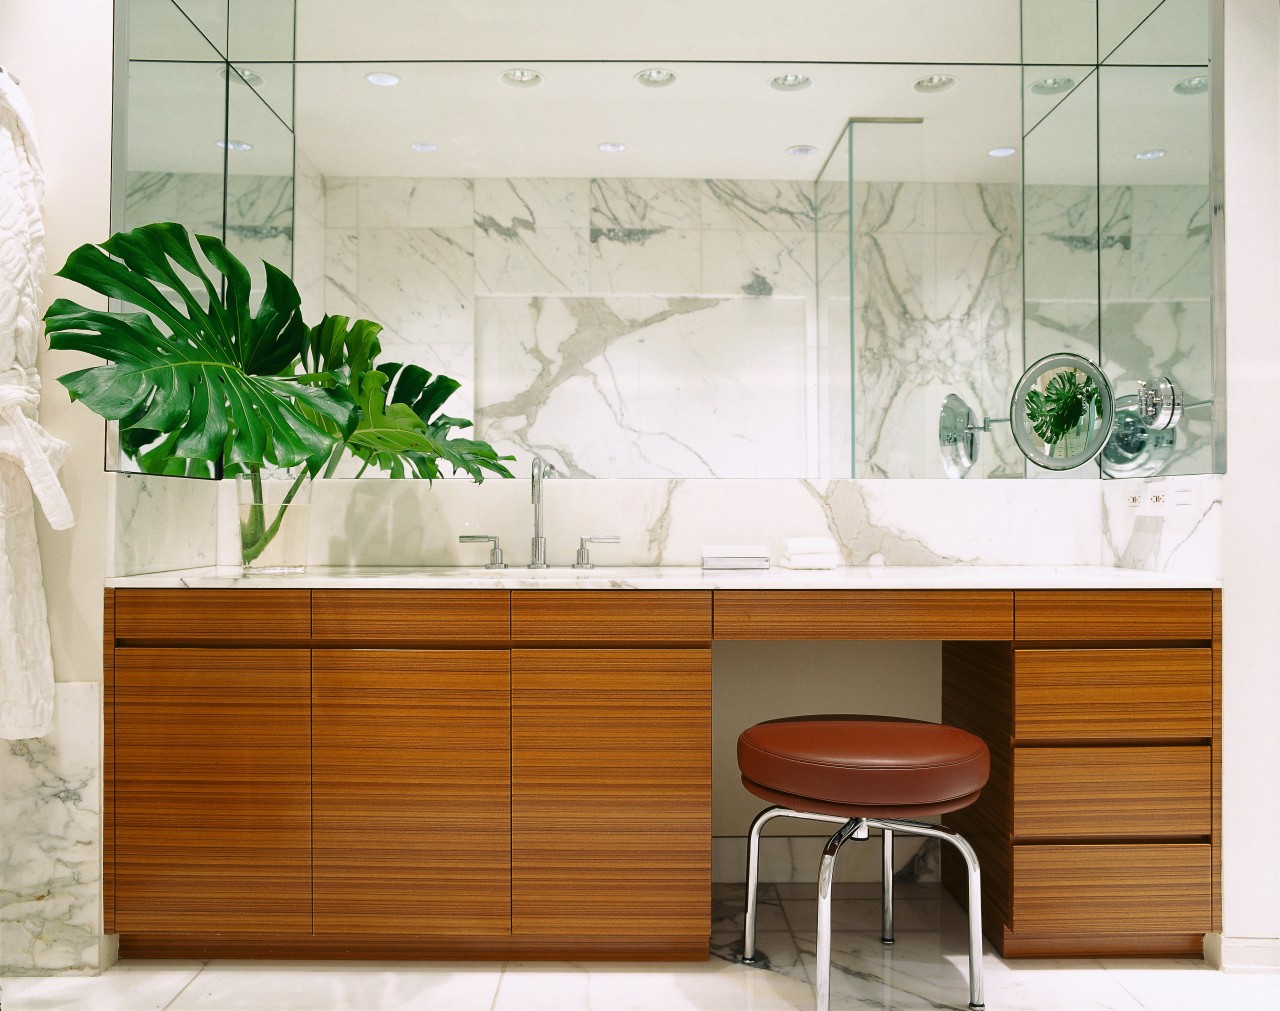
[113,0,1221,480]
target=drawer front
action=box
[1015,590,1212,641]
[1013,843,1211,934]
[714,590,1013,640]
[312,590,510,645]
[114,589,310,643]
[1014,746,1210,839]
[512,591,711,643]
[1015,649,1211,741]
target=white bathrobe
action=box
[0,71,73,741]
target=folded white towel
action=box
[781,552,841,569]
[783,536,838,556]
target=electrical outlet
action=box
[1148,491,1167,507]
[1125,492,1142,508]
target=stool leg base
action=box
[881,826,894,945]
[816,819,867,1011]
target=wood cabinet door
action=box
[313,649,511,935]
[511,649,712,941]
[113,648,311,933]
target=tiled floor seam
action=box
[160,959,210,1011]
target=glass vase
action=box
[236,466,312,574]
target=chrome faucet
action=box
[529,456,557,568]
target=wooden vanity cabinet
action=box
[510,592,713,956]
[942,589,1219,957]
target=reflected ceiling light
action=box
[786,144,817,156]
[598,141,626,153]
[216,139,253,152]
[1029,76,1075,95]
[1136,149,1166,160]
[913,74,957,93]
[409,141,438,153]
[364,71,400,87]
[217,65,264,88]
[501,68,543,87]
[769,73,812,92]
[635,68,676,88]
[988,146,1018,158]
[1173,75,1209,95]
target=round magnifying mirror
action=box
[1010,353,1115,471]
[1101,394,1177,478]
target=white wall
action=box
[1218,0,1280,972]
[2,0,113,686]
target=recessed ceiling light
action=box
[1136,149,1166,160]
[1173,75,1209,95]
[635,68,676,88]
[786,144,817,156]
[501,68,543,87]
[409,141,438,154]
[216,139,253,152]
[770,73,812,92]
[913,74,957,93]
[1029,76,1075,95]
[217,65,264,88]
[598,142,626,154]
[988,146,1018,158]
[364,71,400,87]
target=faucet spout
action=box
[529,456,556,568]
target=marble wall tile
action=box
[323,229,359,316]
[357,177,474,228]
[589,227,702,295]
[293,152,326,321]
[474,177,590,231]
[109,473,219,577]
[854,180,933,234]
[699,179,817,232]
[123,172,179,225]
[474,227,588,295]
[323,176,358,227]
[474,295,808,478]
[1101,475,1221,576]
[589,178,701,231]
[0,683,102,974]
[701,230,816,298]
[356,228,474,344]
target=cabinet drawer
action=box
[1015,590,1212,641]
[512,591,711,643]
[1014,746,1210,839]
[1013,843,1211,934]
[115,589,310,643]
[312,590,510,645]
[1015,649,1211,741]
[714,590,1012,640]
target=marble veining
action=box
[109,472,219,577]
[0,683,101,975]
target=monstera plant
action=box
[44,221,512,566]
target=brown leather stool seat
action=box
[737,714,990,818]
[737,714,990,1011]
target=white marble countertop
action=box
[105,564,1219,590]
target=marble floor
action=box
[3,883,1278,1011]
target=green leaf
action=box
[45,222,354,472]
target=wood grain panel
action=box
[1014,649,1211,741]
[312,590,509,645]
[313,649,510,935]
[941,641,1014,940]
[1211,589,1222,931]
[512,649,711,937]
[714,590,1013,640]
[1012,843,1211,934]
[114,589,310,644]
[102,590,115,933]
[1014,746,1210,839]
[1000,930,1205,958]
[512,591,711,643]
[1014,590,1212,641]
[113,648,311,933]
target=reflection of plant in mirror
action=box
[1024,370,1101,446]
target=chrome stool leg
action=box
[816,818,868,1011]
[869,819,985,1011]
[881,826,894,944]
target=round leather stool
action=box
[737,715,990,1011]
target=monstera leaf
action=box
[300,314,513,481]
[1024,370,1101,445]
[43,222,354,472]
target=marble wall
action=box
[0,683,104,974]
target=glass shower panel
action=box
[816,122,852,477]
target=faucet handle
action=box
[573,535,620,570]
[459,534,507,569]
